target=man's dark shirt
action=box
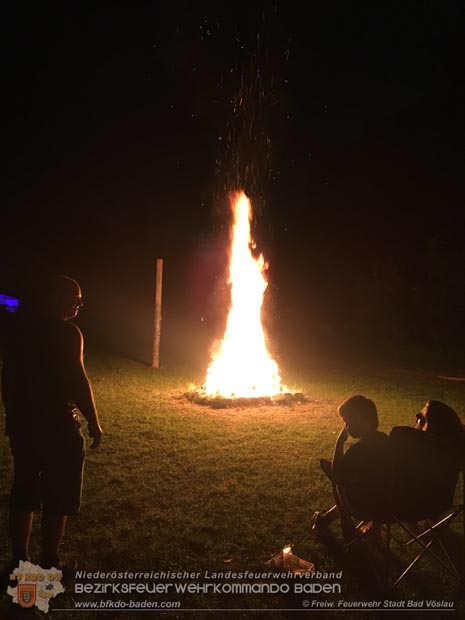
[2,315,80,436]
[338,430,391,517]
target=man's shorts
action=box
[10,428,85,515]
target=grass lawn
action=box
[0,352,464,619]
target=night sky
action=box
[2,1,464,368]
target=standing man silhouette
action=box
[2,275,102,569]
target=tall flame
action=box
[205,191,282,397]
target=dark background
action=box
[2,1,464,371]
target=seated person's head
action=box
[416,400,465,464]
[416,400,460,435]
[338,395,378,438]
[416,400,464,437]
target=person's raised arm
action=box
[331,426,348,482]
[330,425,357,542]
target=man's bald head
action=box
[28,275,83,320]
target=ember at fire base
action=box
[185,389,307,409]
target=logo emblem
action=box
[8,561,64,613]
[18,583,37,608]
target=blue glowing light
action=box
[0,294,20,313]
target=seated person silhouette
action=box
[388,400,465,520]
[313,395,391,534]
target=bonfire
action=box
[205,191,282,398]
[185,192,305,407]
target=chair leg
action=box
[405,510,460,545]
[394,518,463,584]
[403,511,464,582]
[435,537,462,581]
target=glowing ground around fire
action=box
[185,388,307,409]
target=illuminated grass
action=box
[0,353,464,619]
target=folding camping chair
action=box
[338,426,465,590]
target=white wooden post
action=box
[152,258,163,368]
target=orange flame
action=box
[205,191,282,397]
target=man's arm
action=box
[328,426,358,542]
[63,323,102,448]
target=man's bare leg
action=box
[9,510,33,564]
[41,512,67,568]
